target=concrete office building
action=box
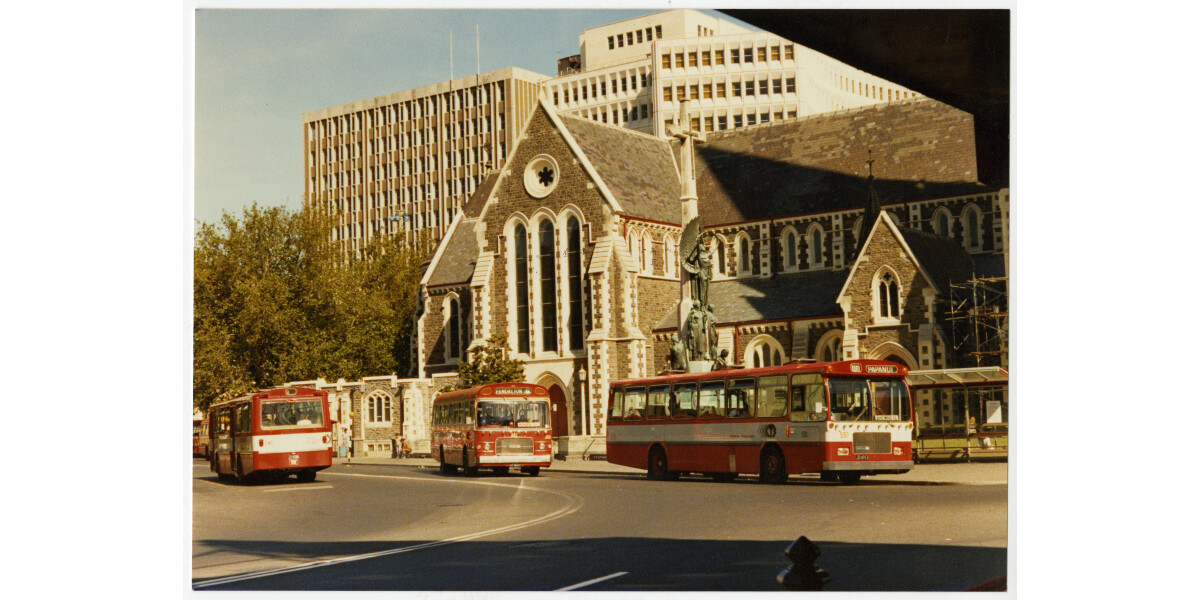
[302,67,547,256]
[543,10,918,137]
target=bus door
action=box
[786,373,827,471]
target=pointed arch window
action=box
[664,234,676,278]
[934,208,951,237]
[963,204,982,250]
[714,238,727,277]
[739,235,751,275]
[808,226,824,269]
[366,391,392,425]
[877,270,900,320]
[786,230,797,268]
[539,220,558,352]
[514,223,530,354]
[447,297,461,360]
[641,233,652,274]
[567,216,584,351]
[747,336,786,368]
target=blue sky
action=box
[193,7,760,229]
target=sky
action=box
[193,5,761,229]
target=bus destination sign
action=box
[495,387,532,396]
[866,365,898,374]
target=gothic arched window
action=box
[567,216,584,351]
[877,270,900,320]
[808,225,824,269]
[447,296,461,360]
[539,220,558,352]
[514,223,530,354]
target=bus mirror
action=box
[776,536,831,591]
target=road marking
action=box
[556,571,629,591]
[262,485,333,493]
[193,472,584,589]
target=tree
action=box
[193,204,435,410]
[455,335,527,389]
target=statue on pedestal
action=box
[668,334,687,371]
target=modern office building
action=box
[302,67,547,256]
[543,10,919,136]
[304,10,916,256]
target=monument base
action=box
[687,360,714,374]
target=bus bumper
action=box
[476,454,552,467]
[822,460,913,473]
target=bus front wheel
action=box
[647,447,677,481]
[759,447,787,484]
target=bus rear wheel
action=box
[759,447,787,484]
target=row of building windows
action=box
[660,43,795,69]
[510,214,589,357]
[552,72,651,106]
[662,77,797,102]
[307,84,506,139]
[607,25,663,49]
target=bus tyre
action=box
[759,447,787,484]
[297,469,317,483]
[648,447,677,481]
[837,472,862,485]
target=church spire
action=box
[855,150,882,260]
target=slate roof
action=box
[653,270,847,331]
[895,225,973,295]
[556,113,682,224]
[425,218,478,287]
[683,98,992,226]
[461,170,499,219]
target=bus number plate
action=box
[289,453,300,465]
[856,455,868,461]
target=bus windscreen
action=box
[828,378,910,422]
[477,400,548,428]
[261,399,325,428]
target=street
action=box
[192,459,1007,591]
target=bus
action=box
[606,359,914,484]
[208,387,333,483]
[193,416,210,458]
[432,383,553,477]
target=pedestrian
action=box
[393,433,402,459]
[401,437,412,459]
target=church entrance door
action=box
[548,384,568,438]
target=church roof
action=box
[894,225,973,295]
[685,98,990,225]
[653,269,846,331]
[556,113,682,224]
[462,170,499,219]
[425,217,478,287]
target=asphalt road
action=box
[192,459,1006,591]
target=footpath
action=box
[333,455,1008,485]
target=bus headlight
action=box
[837,448,849,456]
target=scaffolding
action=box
[947,276,1008,368]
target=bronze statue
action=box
[680,218,714,308]
[668,334,687,371]
[687,306,707,360]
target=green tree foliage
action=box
[193,204,434,410]
[455,334,528,389]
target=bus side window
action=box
[609,388,624,420]
[624,387,647,419]
[756,375,788,418]
[647,386,670,418]
[790,373,826,421]
[672,383,697,418]
[727,378,755,418]
[698,381,725,417]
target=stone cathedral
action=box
[413,94,1008,456]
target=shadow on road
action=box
[193,536,1005,592]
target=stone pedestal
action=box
[687,360,713,373]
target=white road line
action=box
[193,471,584,589]
[262,485,333,493]
[556,571,629,591]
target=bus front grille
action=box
[496,437,533,455]
[853,432,891,454]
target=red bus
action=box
[606,360,914,484]
[193,416,210,458]
[431,383,553,476]
[208,387,333,483]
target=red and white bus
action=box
[193,417,210,458]
[606,360,914,484]
[431,383,553,477]
[208,387,333,483]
